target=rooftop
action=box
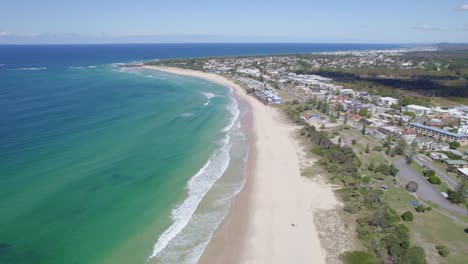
[458,168,468,176]
[409,123,468,139]
[444,160,468,165]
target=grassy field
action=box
[431,96,468,107]
[383,181,468,264]
[339,125,468,264]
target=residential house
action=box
[378,97,400,107]
[403,105,432,115]
[443,160,468,169]
[430,152,449,160]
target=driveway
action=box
[394,159,467,216]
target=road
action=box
[394,159,467,216]
[413,154,459,190]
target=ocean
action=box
[0,43,404,264]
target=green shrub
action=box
[428,175,442,185]
[436,245,450,257]
[399,246,426,264]
[352,139,357,145]
[415,204,426,213]
[341,251,376,264]
[343,203,360,214]
[373,145,383,151]
[401,211,414,221]
[464,227,468,233]
[426,206,432,211]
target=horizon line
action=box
[0,41,450,46]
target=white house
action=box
[403,105,432,115]
[458,125,468,135]
[339,89,354,95]
[378,97,400,107]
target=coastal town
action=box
[146,47,468,263]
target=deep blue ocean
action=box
[0,43,405,264]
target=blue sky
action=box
[1,0,467,43]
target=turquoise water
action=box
[0,43,406,264]
[0,65,236,264]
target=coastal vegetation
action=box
[283,98,468,264]
[288,107,426,263]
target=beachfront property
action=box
[443,160,468,169]
[378,97,399,107]
[408,123,468,145]
[402,104,432,115]
[254,89,283,104]
[236,68,261,77]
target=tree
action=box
[406,181,418,193]
[399,246,426,264]
[406,155,413,165]
[393,138,407,156]
[401,211,414,221]
[415,204,426,213]
[447,179,467,204]
[389,164,398,176]
[423,169,436,178]
[361,122,367,135]
[352,139,357,145]
[436,245,450,257]
[449,141,460,149]
[338,137,342,146]
[365,143,370,153]
[344,113,348,125]
[428,175,441,185]
[359,107,369,117]
[398,118,404,126]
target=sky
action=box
[0,0,468,44]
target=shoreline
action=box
[144,65,340,264]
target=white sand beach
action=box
[144,65,340,264]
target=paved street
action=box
[414,154,459,189]
[394,159,467,215]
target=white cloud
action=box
[412,25,446,31]
[0,32,10,37]
[458,4,468,10]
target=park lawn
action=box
[383,181,468,264]
[337,128,389,162]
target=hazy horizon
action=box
[1,0,468,44]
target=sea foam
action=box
[221,94,240,132]
[14,67,46,71]
[202,92,215,106]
